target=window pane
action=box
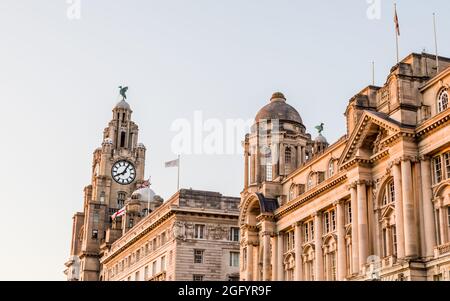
[444,153,450,179]
[434,156,443,183]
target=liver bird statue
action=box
[315,123,325,134]
[118,86,128,100]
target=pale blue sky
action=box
[0,0,449,280]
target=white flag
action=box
[165,158,179,168]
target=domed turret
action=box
[131,187,156,202]
[255,92,303,124]
[114,99,131,110]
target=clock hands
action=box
[116,163,130,177]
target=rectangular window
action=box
[152,261,157,276]
[445,153,450,179]
[392,226,397,256]
[389,181,396,203]
[152,238,157,251]
[136,249,140,261]
[144,266,149,279]
[346,202,352,224]
[230,252,239,267]
[331,210,336,231]
[92,229,98,239]
[194,249,204,264]
[324,212,330,233]
[304,223,309,242]
[161,232,167,245]
[194,224,205,239]
[433,156,443,184]
[161,256,166,272]
[93,211,99,224]
[310,221,314,240]
[382,229,387,257]
[135,271,140,281]
[193,275,204,281]
[230,227,240,242]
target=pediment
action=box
[380,205,395,220]
[339,111,406,167]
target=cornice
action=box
[275,174,348,219]
[416,110,450,138]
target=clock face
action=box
[111,160,136,185]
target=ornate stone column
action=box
[244,143,249,189]
[392,160,405,259]
[259,216,275,281]
[420,157,436,258]
[250,153,256,184]
[401,158,418,258]
[357,181,369,270]
[271,235,277,280]
[294,222,303,281]
[314,212,324,280]
[262,233,271,281]
[246,243,254,281]
[349,183,359,275]
[336,200,347,280]
[279,143,285,176]
[301,146,306,164]
[277,232,284,281]
[296,145,302,168]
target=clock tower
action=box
[66,93,147,281]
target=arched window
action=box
[437,88,449,113]
[120,131,126,148]
[379,179,397,258]
[323,237,337,281]
[328,160,335,177]
[381,180,395,206]
[302,246,315,281]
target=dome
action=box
[114,99,131,110]
[132,187,156,202]
[315,134,328,144]
[255,92,303,124]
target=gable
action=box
[338,111,407,167]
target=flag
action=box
[111,206,126,220]
[394,5,400,36]
[165,158,179,168]
[138,177,151,189]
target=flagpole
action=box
[147,177,151,216]
[395,3,399,64]
[177,154,180,191]
[433,13,440,73]
[372,61,375,86]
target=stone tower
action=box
[65,96,147,281]
[243,92,314,200]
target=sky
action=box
[0,0,449,281]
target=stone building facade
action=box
[65,98,240,281]
[100,189,240,281]
[239,53,450,281]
